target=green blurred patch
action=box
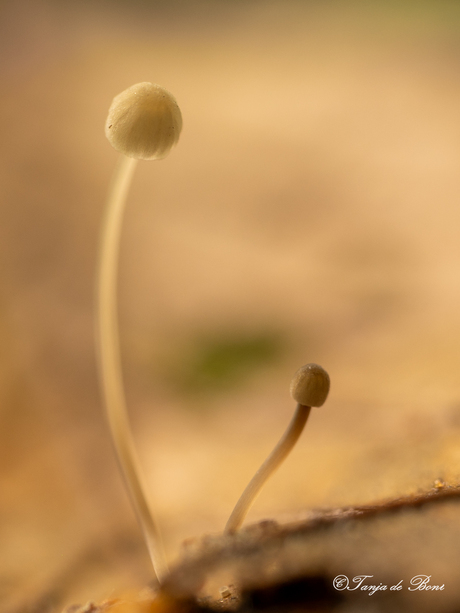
[169,330,285,395]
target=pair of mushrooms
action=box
[98,82,330,585]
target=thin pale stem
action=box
[225,403,311,533]
[96,154,168,583]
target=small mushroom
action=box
[225,363,330,533]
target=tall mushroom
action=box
[97,82,182,584]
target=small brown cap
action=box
[105,82,182,160]
[290,363,330,407]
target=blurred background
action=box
[3,0,460,610]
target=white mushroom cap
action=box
[105,82,182,160]
[290,363,330,407]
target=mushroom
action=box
[225,363,330,533]
[97,82,182,584]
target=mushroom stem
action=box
[96,154,168,583]
[225,403,311,533]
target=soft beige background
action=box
[2,1,460,610]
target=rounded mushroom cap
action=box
[290,363,330,407]
[105,82,182,160]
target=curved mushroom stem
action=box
[225,403,311,533]
[96,154,168,583]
